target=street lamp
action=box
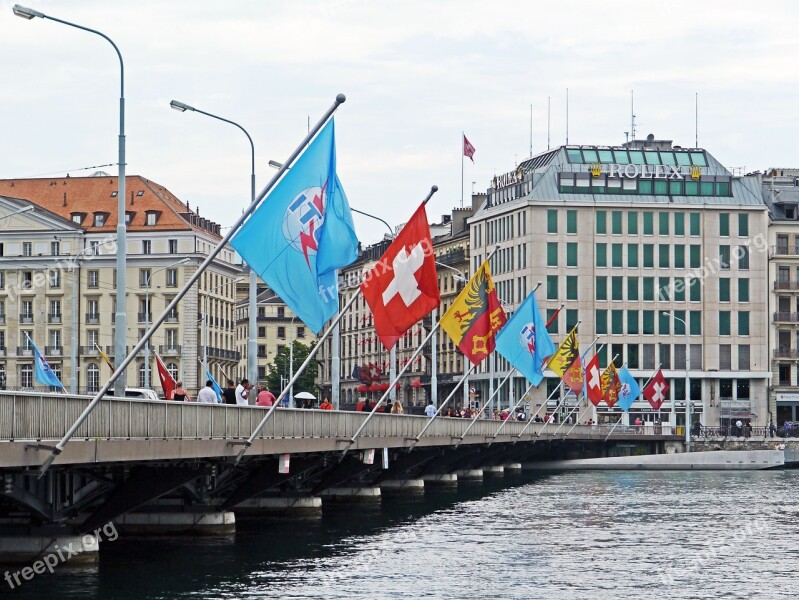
[169,99,259,392]
[662,311,691,450]
[0,205,34,220]
[14,4,129,396]
[436,261,468,411]
[144,258,189,388]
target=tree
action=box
[265,340,317,399]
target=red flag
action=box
[154,352,176,400]
[643,368,669,411]
[585,354,604,406]
[361,203,440,350]
[463,134,476,162]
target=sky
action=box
[4,0,799,244]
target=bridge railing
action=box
[0,391,609,443]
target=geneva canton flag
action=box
[494,290,555,387]
[231,119,358,333]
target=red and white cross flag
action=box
[360,203,440,350]
[463,134,476,162]
[585,353,604,406]
[643,368,670,411]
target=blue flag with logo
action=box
[230,119,358,333]
[28,335,63,389]
[205,369,223,402]
[616,366,642,412]
[494,291,556,387]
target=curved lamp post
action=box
[663,311,691,450]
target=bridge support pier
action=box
[503,463,522,474]
[379,479,425,494]
[114,511,235,536]
[421,473,458,487]
[454,469,483,482]
[0,533,99,566]
[483,466,505,477]
[233,497,322,518]
[319,487,381,504]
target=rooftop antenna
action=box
[695,92,698,148]
[547,96,551,150]
[624,131,629,145]
[529,103,533,158]
[565,88,569,145]
[630,90,636,143]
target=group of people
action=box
[172,378,332,409]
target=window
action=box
[674,213,685,236]
[738,246,749,270]
[566,210,577,234]
[689,245,701,269]
[643,343,655,369]
[71,214,83,225]
[612,244,623,268]
[689,213,700,236]
[595,310,607,334]
[627,244,638,268]
[719,278,730,302]
[658,277,670,301]
[659,244,670,268]
[87,363,99,393]
[21,271,32,290]
[738,213,748,237]
[546,276,558,300]
[674,279,685,302]
[738,278,749,302]
[628,277,638,301]
[643,244,654,268]
[627,212,638,235]
[49,270,61,288]
[611,310,623,334]
[49,329,61,348]
[547,210,557,234]
[566,243,578,267]
[142,240,151,255]
[22,242,32,257]
[277,307,285,318]
[738,345,750,371]
[660,344,671,369]
[146,212,158,226]
[738,312,750,336]
[566,309,578,331]
[719,311,731,336]
[87,299,99,320]
[546,275,559,301]
[165,329,178,350]
[596,244,607,268]
[51,241,60,256]
[297,326,306,339]
[627,310,639,334]
[643,277,654,301]
[689,311,702,335]
[94,213,105,227]
[566,276,578,301]
[596,276,607,301]
[139,269,151,287]
[596,211,606,234]
[0,272,4,290]
[49,299,61,320]
[719,246,730,269]
[674,245,685,269]
[719,213,729,237]
[643,212,653,235]
[658,212,669,235]
[627,344,640,369]
[689,278,701,302]
[611,277,623,301]
[88,270,99,289]
[643,310,655,335]
[611,211,622,235]
[546,242,558,267]
[166,268,178,287]
[169,239,178,254]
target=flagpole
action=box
[461,131,464,209]
[545,303,565,329]
[455,367,516,446]
[552,353,615,437]
[603,364,661,441]
[549,341,604,437]
[36,94,348,477]
[489,379,535,445]
[233,289,361,465]
[409,362,478,449]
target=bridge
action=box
[0,391,677,564]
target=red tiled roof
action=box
[0,175,220,237]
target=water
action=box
[5,470,797,599]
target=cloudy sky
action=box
[3,0,799,243]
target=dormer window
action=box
[145,211,160,226]
[71,212,85,225]
[136,190,144,196]
[111,191,118,197]
[125,211,135,226]
[93,212,109,227]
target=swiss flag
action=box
[361,203,440,350]
[643,368,669,411]
[154,352,176,400]
[585,354,604,406]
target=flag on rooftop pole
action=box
[463,134,476,162]
[494,289,555,387]
[361,202,440,350]
[230,119,359,333]
[643,368,669,411]
[616,366,642,412]
[27,334,64,389]
[440,260,507,365]
[547,325,583,394]
[154,351,176,400]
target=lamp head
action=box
[169,100,194,113]
[268,160,283,170]
[12,5,43,19]
[661,311,671,317]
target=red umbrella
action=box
[411,378,422,389]
[367,384,380,392]
[378,383,389,391]
[357,384,368,392]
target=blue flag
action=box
[205,370,223,402]
[29,335,63,389]
[616,366,642,412]
[231,119,358,333]
[494,291,556,387]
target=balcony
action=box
[86,313,100,324]
[437,248,466,267]
[137,312,152,324]
[774,281,799,291]
[774,348,799,359]
[0,315,5,325]
[0,347,6,357]
[159,345,182,357]
[16,347,33,357]
[772,245,799,256]
[19,314,33,325]
[81,346,99,356]
[46,345,63,356]
[165,311,180,323]
[48,313,62,324]
[206,346,241,361]
[105,346,129,357]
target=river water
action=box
[7,470,797,599]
